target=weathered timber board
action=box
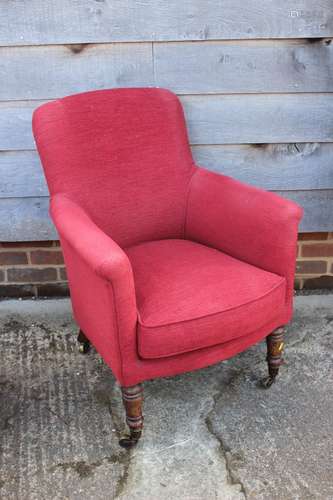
[2,144,333,198]
[0,43,153,101]
[0,198,57,241]
[1,94,332,150]
[0,0,332,46]
[154,40,333,94]
[0,190,332,241]
[1,41,333,101]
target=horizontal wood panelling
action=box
[155,40,333,94]
[2,144,333,198]
[0,189,332,241]
[0,43,153,101]
[1,40,333,101]
[0,152,47,197]
[192,143,333,190]
[184,94,333,144]
[276,190,333,232]
[1,0,332,46]
[0,198,57,241]
[1,94,333,151]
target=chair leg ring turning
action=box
[262,327,285,389]
[119,384,144,448]
[77,329,91,354]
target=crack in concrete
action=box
[107,384,132,499]
[51,455,122,478]
[204,382,247,499]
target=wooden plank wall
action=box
[0,1,333,240]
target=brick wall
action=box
[0,233,332,298]
[296,232,333,290]
[0,241,68,298]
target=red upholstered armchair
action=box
[33,88,303,447]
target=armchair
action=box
[33,88,303,447]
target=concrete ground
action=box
[0,296,332,500]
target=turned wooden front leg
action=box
[262,327,285,388]
[119,384,144,448]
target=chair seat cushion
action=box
[125,239,286,359]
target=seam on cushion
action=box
[139,313,286,359]
[183,166,199,239]
[137,276,286,329]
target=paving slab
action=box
[0,296,332,499]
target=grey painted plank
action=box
[2,41,333,101]
[0,1,332,45]
[0,198,57,241]
[2,145,333,199]
[1,94,333,150]
[0,190,331,241]
[0,151,48,197]
[182,94,333,144]
[155,40,333,94]
[0,43,153,101]
[276,190,333,232]
[193,143,333,190]
[0,101,39,151]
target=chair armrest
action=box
[50,194,138,385]
[185,167,303,309]
[51,194,131,283]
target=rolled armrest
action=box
[50,194,138,385]
[185,167,303,308]
[51,194,132,284]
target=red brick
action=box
[36,283,70,297]
[301,243,333,257]
[0,284,36,298]
[59,267,68,281]
[294,278,303,290]
[7,267,57,283]
[0,241,54,248]
[0,251,28,266]
[296,260,327,274]
[30,250,64,265]
[303,275,333,289]
[298,232,328,241]
[0,269,4,282]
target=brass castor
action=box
[78,342,90,354]
[119,430,142,449]
[261,327,285,389]
[77,329,90,354]
[261,375,276,389]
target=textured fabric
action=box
[186,168,303,321]
[51,194,138,384]
[126,239,286,358]
[33,88,195,248]
[33,88,303,386]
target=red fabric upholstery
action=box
[126,239,286,359]
[32,88,195,248]
[33,88,303,387]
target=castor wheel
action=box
[119,431,141,449]
[77,330,90,354]
[78,342,90,354]
[261,376,276,389]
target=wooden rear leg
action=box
[262,327,285,388]
[119,384,144,448]
[77,329,90,354]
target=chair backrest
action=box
[33,88,195,247]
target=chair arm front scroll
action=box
[185,167,303,318]
[50,194,138,385]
